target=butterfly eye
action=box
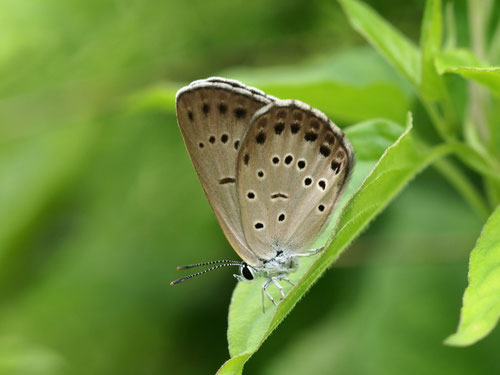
[241,264,254,280]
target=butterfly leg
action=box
[272,277,286,301]
[282,277,295,287]
[261,282,266,314]
[233,274,252,283]
[262,278,277,308]
[293,246,325,258]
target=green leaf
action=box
[445,205,500,346]
[338,118,405,161]
[128,49,413,124]
[420,0,444,100]
[435,49,500,98]
[217,115,462,374]
[339,0,421,87]
[260,82,408,124]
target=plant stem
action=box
[433,158,490,219]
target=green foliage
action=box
[1,0,500,374]
[445,205,500,346]
[338,0,421,87]
[338,0,500,350]
[218,0,500,370]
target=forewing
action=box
[176,78,275,265]
[236,100,354,259]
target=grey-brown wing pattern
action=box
[176,78,275,266]
[236,100,354,260]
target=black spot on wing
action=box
[219,177,236,184]
[305,132,318,142]
[319,145,331,157]
[274,122,285,135]
[235,107,247,118]
[331,160,341,174]
[218,103,227,114]
[202,103,210,115]
[271,193,288,200]
[256,132,266,144]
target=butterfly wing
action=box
[236,100,354,260]
[176,78,275,265]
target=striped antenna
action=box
[176,259,242,270]
[170,262,242,285]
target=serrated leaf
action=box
[216,115,461,374]
[339,0,421,87]
[445,205,500,346]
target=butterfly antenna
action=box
[176,260,242,270]
[170,263,242,285]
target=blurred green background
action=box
[1,0,499,374]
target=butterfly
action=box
[171,77,354,309]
